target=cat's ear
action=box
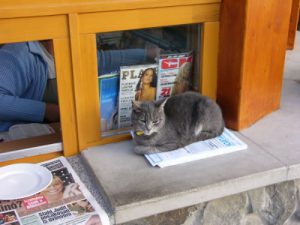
[158,98,168,111]
[132,101,142,111]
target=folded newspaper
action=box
[143,128,247,168]
[0,157,110,225]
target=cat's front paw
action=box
[134,145,158,155]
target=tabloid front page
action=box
[0,157,110,225]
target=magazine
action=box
[0,123,55,142]
[118,64,157,128]
[98,73,119,132]
[0,157,110,225]
[136,128,247,168]
[156,52,193,99]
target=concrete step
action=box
[81,79,300,224]
[81,136,285,224]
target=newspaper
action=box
[0,123,55,142]
[118,64,157,128]
[0,157,110,225]
[143,129,247,168]
[156,52,193,99]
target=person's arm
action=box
[97,49,147,75]
[44,103,60,123]
[0,43,48,124]
[0,91,60,125]
[0,94,46,123]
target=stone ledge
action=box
[81,132,294,224]
[119,180,300,225]
[81,46,300,224]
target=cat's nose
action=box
[146,123,152,130]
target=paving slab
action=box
[82,133,286,224]
[241,79,300,180]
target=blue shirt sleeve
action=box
[97,49,147,75]
[0,95,45,123]
[0,43,47,131]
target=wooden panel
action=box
[287,0,300,49]
[240,0,293,128]
[53,38,79,156]
[217,0,246,129]
[0,152,62,167]
[68,14,95,150]
[78,34,146,148]
[0,1,221,151]
[79,4,220,34]
[76,34,133,148]
[0,0,221,19]
[0,15,68,44]
[0,133,61,153]
[86,134,132,148]
[200,22,219,100]
[218,0,293,130]
[77,33,134,148]
[78,34,100,147]
[76,4,220,148]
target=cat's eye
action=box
[152,120,159,124]
[139,119,146,123]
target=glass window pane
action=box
[0,40,62,159]
[96,24,202,137]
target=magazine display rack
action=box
[0,0,221,165]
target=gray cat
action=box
[131,91,224,154]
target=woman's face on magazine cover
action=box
[42,176,64,197]
[142,69,154,84]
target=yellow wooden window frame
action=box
[0,0,220,164]
[72,4,220,149]
[0,15,78,166]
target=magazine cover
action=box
[156,52,193,99]
[0,157,110,225]
[118,64,157,128]
[98,73,119,132]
